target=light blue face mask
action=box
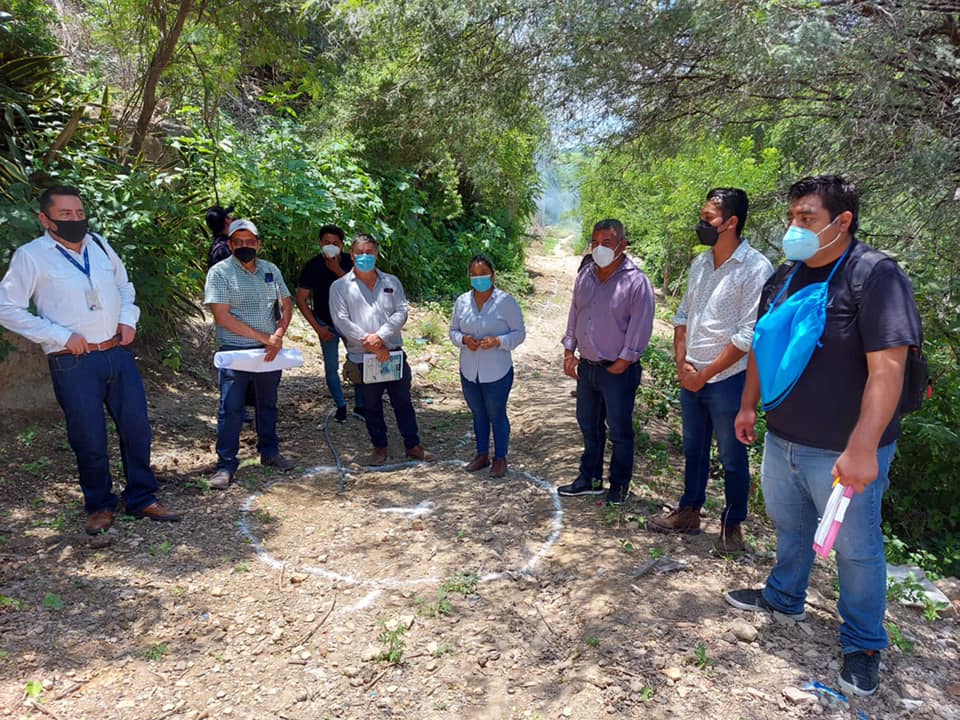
[354,253,376,272]
[781,217,840,261]
[470,275,492,292]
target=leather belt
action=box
[580,357,614,367]
[49,336,121,356]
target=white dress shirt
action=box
[672,239,773,383]
[329,269,408,362]
[0,231,139,354]
[449,287,526,383]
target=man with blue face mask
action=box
[727,175,921,698]
[329,234,432,466]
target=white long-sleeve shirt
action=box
[672,239,773,383]
[449,288,525,383]
[329,269,408,363]
[0,231,140,354]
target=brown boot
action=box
[490,457,508,478]
[649,506,701,534]
[464,453,490,472]
[712,523,745,555]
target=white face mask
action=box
[322,244,340,258]
[592,244,617,268]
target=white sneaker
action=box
[208,469,233,490]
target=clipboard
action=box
[363,350,403,383]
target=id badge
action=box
[85,288,101,311]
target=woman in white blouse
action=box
[449,255,526,477]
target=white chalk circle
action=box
[237,460,564,589]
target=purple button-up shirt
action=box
[562,255,655,363]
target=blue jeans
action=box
[760,430,895,654]
[48,347,158,514]
[319,325,362,410]
[461,367,514,459]
[576,361,642,491]
[356,357,421,450]
[679,371,750,525]
[217,346,282,473]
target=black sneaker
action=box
[839,651,880,697]
[606,484,630,506]
[557,477,604,496]
[352,406,367,420]
[335,405,348,423]
[724,588,806,621]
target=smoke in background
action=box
[535,153,580,229]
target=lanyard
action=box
[55,244,92,285]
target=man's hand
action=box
[316,326,335,342]
[362,333,384,353]
[463,335,481,351]
[606,358,631,375]
[263,331,283,362]
[680,366,707,392]
[735,407,757,445]
[832,444,880,494]
[64,333,90,355]
[478,336,500,350]
[117,324,136,346]
[563,351,579,380]
[374,346,391,362]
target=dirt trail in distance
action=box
[0,238,956,720]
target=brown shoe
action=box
[712,524,745,555]
[465,453,490,472]
[649,506,701,534]
[84,509,115,536]
[406,445,434,462]
[129,502,182,522]
[370,447,388,466]
[490,457,508,478]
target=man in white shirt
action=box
[329,234,432,466]
[649,188,772,553]
[0,186,181,535]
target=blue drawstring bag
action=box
[754,245,851,411]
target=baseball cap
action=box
[228,219,259,238]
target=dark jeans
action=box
[319,324,363,410]
[357,357,421,450]
[217,346,282,473]
[460,367,514,459]
[576,361,642,491]
[48,347,158,514]
[679,371,751,525]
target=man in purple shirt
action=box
[560,219,656,505]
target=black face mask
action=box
[47,216,89,245]
[695,220,720,246]
[233,247,257,263]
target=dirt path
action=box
[0,240,957,720]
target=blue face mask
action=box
[470,275,492,292]
[781,217,840,261]
[354,253,376,272]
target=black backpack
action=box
[848,247,931,415]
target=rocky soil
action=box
[0,240,958,720]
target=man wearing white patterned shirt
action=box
[650,188,772,553]
[0,186,181,535]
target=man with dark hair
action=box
[204,219,295,489]
[205,205,235,269]
[329,234,432,465]
[0,186,181,534]
[295,224,364,423]
[649,188,772,553]
[727,175,921,697]
[559,219,655,505]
